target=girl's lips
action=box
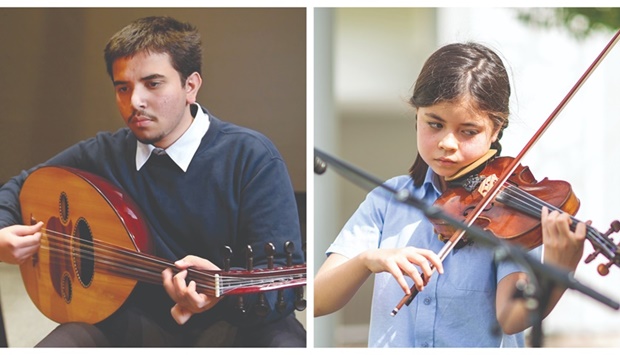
[436,158,456,165]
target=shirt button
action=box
[423,297,432,305]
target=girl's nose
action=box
[438,133,458,151]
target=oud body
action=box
[19,166,153,324]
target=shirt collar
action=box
[135,103,210,172]
[424,167,443,197]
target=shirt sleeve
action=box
[0,133,113,228]
[326,183,395,259]
[497,245,543,283]
[0,169,32,228]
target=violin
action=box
[430,154,620,275]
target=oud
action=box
[19,166,306,324]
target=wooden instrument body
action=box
[19,166,153,324]
[432,156,580,250]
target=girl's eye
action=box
[462,130,479,136]
[428,122,442,129]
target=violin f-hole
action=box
[463,202,494,217]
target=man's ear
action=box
[185,72,202,104]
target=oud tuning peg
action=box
[276,290,287,313]
[265,242,275,269]
[284,241,295,267]
[294,287,307,311]
[222,245,233,271]
[274,241,285,312]
[245,245,254,271]
[236,296,246,314]
[255,293,270,317]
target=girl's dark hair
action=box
[409,42,511,186]
[104,16,202,85]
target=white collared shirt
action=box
[135,103,210,172]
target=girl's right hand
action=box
[360,246,443,295]
[0,222,43,264]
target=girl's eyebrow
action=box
[424,112,445,122]
[424,111,484,128]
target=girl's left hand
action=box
[541,206,586,271]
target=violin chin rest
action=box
[445,149,497,182]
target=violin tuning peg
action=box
[597,262,612,276]
[604,220,620,237]
[585,250,600,264]
[605,220,620,239]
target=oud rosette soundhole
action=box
[61,271,72,303]
[59,192,69,224]
[72,218,95,288]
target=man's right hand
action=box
[0,221,43,264]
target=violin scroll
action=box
[584,220,620,276]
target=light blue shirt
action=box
[327,168,538,347]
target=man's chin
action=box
[134,133,162,146]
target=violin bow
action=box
[391,28,620,316]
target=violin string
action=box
[35,229,304,294]
[499,185,605,243]
[499,185,600,239]
[497,184,617,257]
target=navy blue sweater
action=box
[0,108,304,330]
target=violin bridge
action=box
[478,174,498,197]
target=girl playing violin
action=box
[314,42,586,347]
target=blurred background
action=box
[0,7,306,347]
[314,7,620,347]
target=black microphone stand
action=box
[314,148,619,347]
